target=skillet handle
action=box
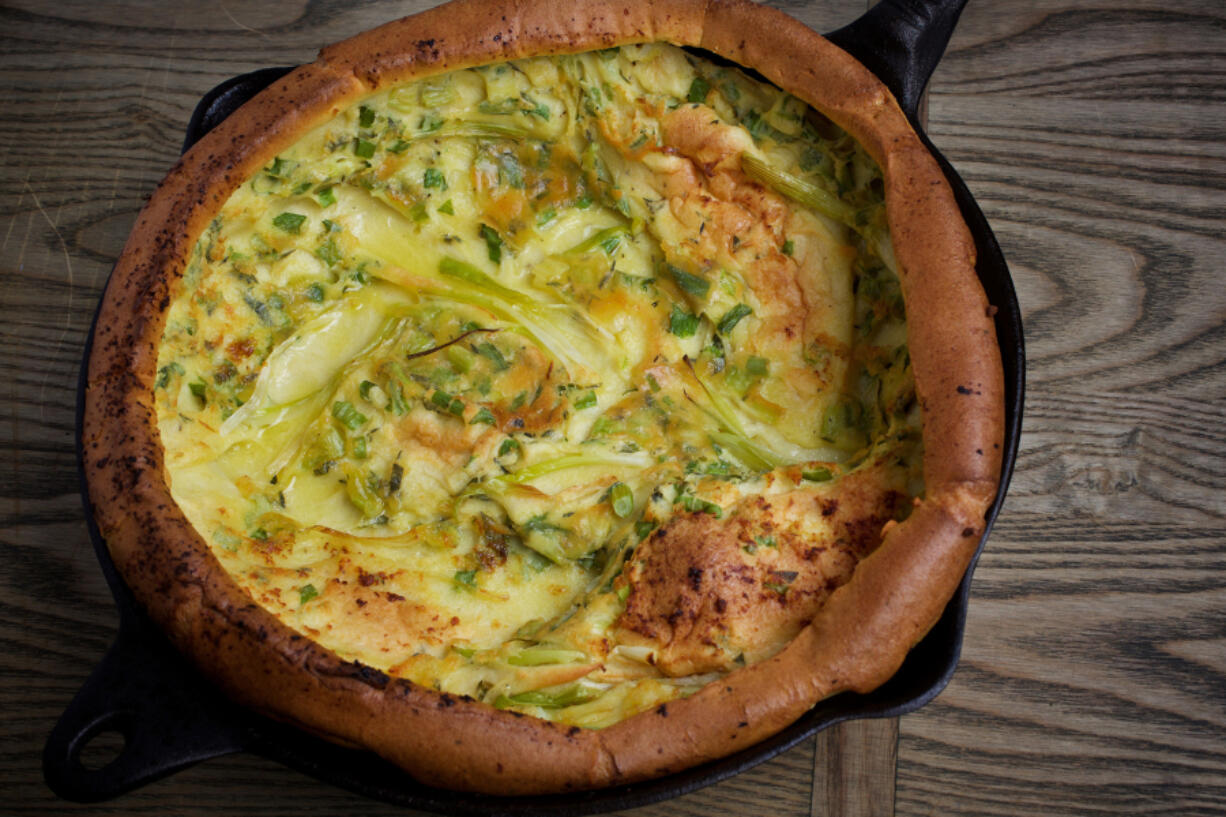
[42,614,248,802]
[825,0,968,121]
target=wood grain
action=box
[896,2,1226,815]
[3,0,1224,815]
[813,719,900,817]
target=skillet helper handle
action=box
[825,0,968,121]
[43,616,248,802]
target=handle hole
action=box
[78,729,127,771]
[70,712,133,773]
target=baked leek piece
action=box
[155,44,918,729]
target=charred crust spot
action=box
[738,720,748,728]
[714,597,727,613]
[956,385,972,395]
[439,693,457,708]
[656,703,669,717]
[318,661,390,690]
[820,499,838,517]
[567,726,581,737]
[687,566,703,591]
[962,527,976,538]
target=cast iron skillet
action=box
[45,0,1024,812]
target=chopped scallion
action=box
[741,153,856,225]
[331,400,368,430]
[609,482,634,518]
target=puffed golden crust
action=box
[83,0,1005,794]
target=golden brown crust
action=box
[83,0,1005,794]
[615,462,907,677]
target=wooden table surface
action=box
[3,1,1224,814]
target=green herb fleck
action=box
[474,342,508,370]
[273,212,307,234]
[687,77,711,103]
[423,167,447,190]
[315,238,341,267]
[354,138,376,159]
[155,361,185,389]
[470,406,496,425]
[717,303,752,335]
[802,467,833,482]
[299,584,319,604]
[431,389,465,417]
[572,391,597,410]
[453,569,478,589]
[438,199,455,215]
[669,304,699,338]
[480,223,503,263]
[359,105,376,128]
[666,264,710,298]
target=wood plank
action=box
[893,1,1226,814]
[813,719,900,817]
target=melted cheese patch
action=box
[156,44,919,727]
